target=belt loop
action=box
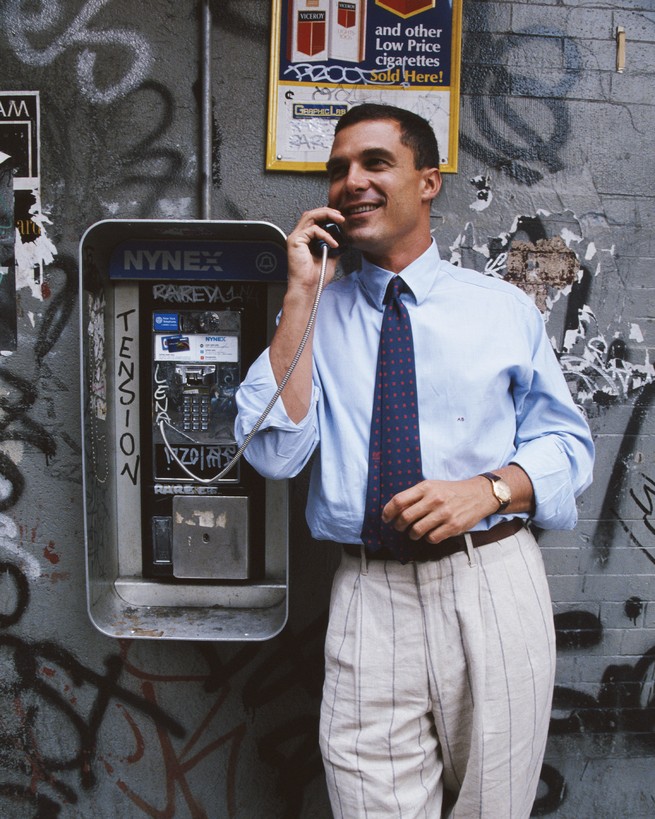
[359,544,369,575]
[464,532,477,567]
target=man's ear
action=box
[420,167,442,202]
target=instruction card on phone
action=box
[155,333,239,363]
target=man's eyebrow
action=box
[361,146,395,162]
[326,146,395,175]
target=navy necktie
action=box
[360,276,423,562]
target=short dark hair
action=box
[334,103,440,170]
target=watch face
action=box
[495,479,511,504]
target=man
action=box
[235,104,594,818]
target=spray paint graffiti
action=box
[460,20,581,184]
[0,1,650,814]
[2,0,153,105]
[0,570,186,815]
[3,5,323,816]
[0,370,57,512]
[451,208,655,812]
[553,631,655,743]
[106,80,186,218]
[0,563,329,818]
[592,382,655,567]
[450,210,654,414]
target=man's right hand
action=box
[286,207,345,293]
[269,208,345,423]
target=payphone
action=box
[80,220,288,640]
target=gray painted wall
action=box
[1,0,654,816]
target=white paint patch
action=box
[560,228,583,246]
[470,197,492,212]
[13,193,58,298]
[197,511,214,528]
[0,441,25,465]
[158,198,195,218]
[469,174,493,212]
[0,512,42,580]
[630,323,644,343]
[563,329,579,351]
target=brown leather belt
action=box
[342,518,525,563]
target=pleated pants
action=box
[319,525,556,819]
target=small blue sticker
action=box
[153,313,179,332]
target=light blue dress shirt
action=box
[235,241,594,544]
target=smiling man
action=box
[235,104,594,818]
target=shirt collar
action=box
[357,239,442,311]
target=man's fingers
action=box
[381,478,489,544]
[381,483,427,524]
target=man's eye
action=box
[328,165,346,181]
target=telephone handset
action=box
[309,220,347,258]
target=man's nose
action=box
[345,164,368,192]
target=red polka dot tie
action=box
[360,276,423,562]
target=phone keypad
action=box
[183,393,210,431]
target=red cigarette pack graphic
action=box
[329,0,367,63]
[376,0,435,18]
[288,0,330,62]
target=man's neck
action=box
[362,235,433,274]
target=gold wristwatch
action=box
[480,472,511,513]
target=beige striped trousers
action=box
[319,524,556,818]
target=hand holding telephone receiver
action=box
[167,219,346,484]
[309,221,346,258]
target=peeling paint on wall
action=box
[0,91,59,355]
[14,199,57,293]
[450,209,655,414]
[449,210,588,322]
[0,158,15,350]
[469,173,493,211]
[87,292,108,421]
[505,235,579,312]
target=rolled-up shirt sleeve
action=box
[234,349,320,479]
[510,309,595,530]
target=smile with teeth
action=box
[345,203,381,216]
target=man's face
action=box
[326,119,440,270]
